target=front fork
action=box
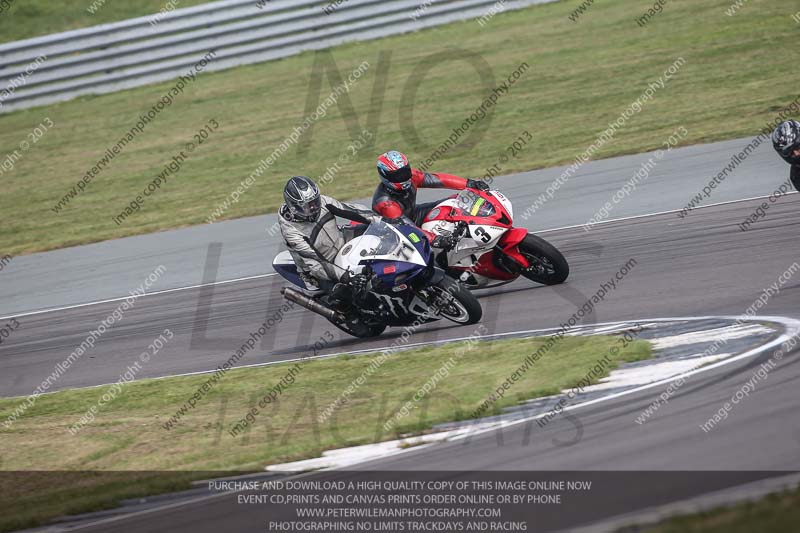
[495,227,531,272]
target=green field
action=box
[0,334,650,532]
[0,0,212,43]
[1,0,798,256]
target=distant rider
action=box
[278,176,378,307]
[772,120,800,192]
[371,150,490,249]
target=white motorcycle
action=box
[273,216,482,338]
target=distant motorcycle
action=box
[420,187,569,289]
[273,212,482,338]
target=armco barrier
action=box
[0,0,555,112]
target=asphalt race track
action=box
[2,139,800,531]
[0,136,788,317]
[2,194,798,396]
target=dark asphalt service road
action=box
[1,197,799,398]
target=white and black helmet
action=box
[283,176,322,222]
[772,120,800,162]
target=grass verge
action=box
[630,484,800,533]
[0,0,797,255]
[0,333,650,531]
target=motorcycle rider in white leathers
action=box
[278,176,378,307]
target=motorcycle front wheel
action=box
[517,234,569,285]
[427,276,482,325]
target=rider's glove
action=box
[467,179,490,192]
[432,234,458,250]
[327,283,352,311]
[300,272,318,288]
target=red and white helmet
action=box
[377,150,413,192]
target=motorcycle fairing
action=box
[272,250,324,292]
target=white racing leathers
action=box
[278,195,377,283]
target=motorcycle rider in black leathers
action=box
[772,120,800,192]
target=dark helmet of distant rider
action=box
[377,150,413,195]
[283,176,322,222]
[772,120,800,165]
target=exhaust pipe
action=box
[281,287,343,322]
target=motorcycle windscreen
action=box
[339,221,427,268]
[455,190,495,217]
[362,222,401,255]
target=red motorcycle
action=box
[419,188,569,289]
